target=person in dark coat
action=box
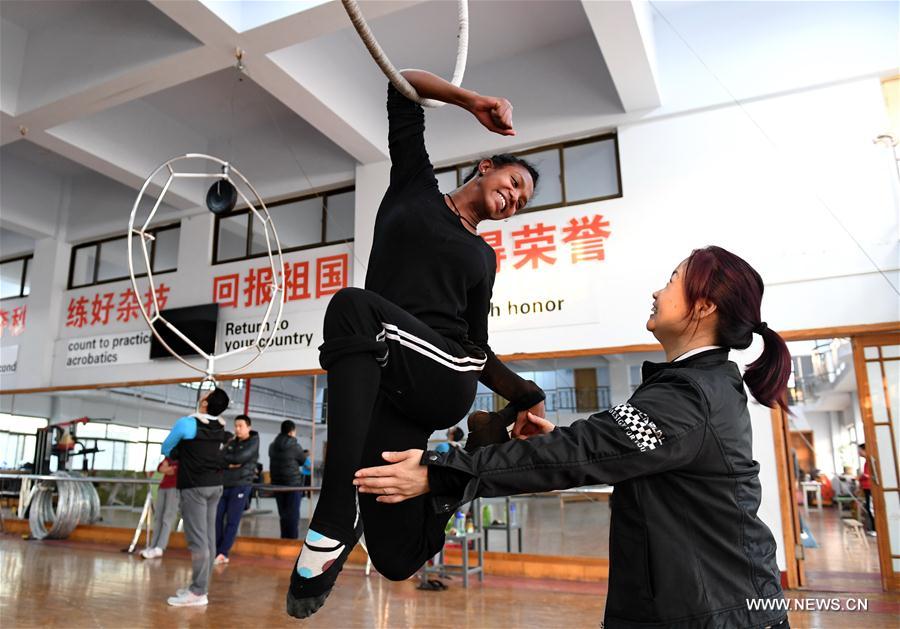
[269,419,308,539]
[355,247,793,629]
[214,414,259,563]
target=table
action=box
[483,496,523,553]
[424,530,484,587]
[558,486,613,529]
[800,481,822,513]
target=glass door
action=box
[852,333,900,591]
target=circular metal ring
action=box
[128,154,285,378]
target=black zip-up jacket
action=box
[426,349,787,629]
[268,434,307,487]
[170,416,227,490]
[223,430,259,488]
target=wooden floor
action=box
[2,535,898,628]
[800,506,880,592]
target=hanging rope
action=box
[341,0,469,108]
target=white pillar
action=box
[176,212,213,278]
[12,237,70,389]
[352,160,391,288]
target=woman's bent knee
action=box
[369,554,421,582]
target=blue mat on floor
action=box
[799,515,819,548]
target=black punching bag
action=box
[206,179,237,215]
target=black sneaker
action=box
[285,517,364,619]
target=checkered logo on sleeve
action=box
[610,403,665,452]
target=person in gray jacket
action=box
[269,420,308,539]
[214,414,259,563]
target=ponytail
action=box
[743,324,792,412]
[682,247,792,412]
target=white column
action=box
[176,212,213,278]
[13,237,70,389]
[352,160,391,288]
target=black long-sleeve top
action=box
[365,85,542,410]
[222,430,259,488]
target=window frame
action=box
[212,185,356,265]
[435,132,622,216]
[67,222,180,290]
[0,253,34,301]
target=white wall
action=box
[487,77,897,358]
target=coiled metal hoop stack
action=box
[27,472,101,540]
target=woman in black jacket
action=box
[214,414,259,563]
[269,420,308,539]
[356,246,793,629]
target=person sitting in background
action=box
[214,414,259,564]
[160,387,230,608]
[140,456,179,559]
[435,426,465,453]
[269,420,309,539]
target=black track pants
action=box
[312,287,484,578]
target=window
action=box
[435,169,458,194]
[0,255,32,300]
[0,414,47,469]
[563,138,620,202]
[213,187,354,264]
[440,133,621,215]
[69,421,170,472]
[629,365,643,392]
[68,223,180,289]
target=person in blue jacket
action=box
[160,387,230,608]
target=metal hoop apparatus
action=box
[128,154,285,380]
[341,0,469,108]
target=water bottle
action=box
[482,503,493,526]
[454,510,466,533]
[509,503,518,526]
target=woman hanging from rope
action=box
[286,70,545,618]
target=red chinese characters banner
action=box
[212,253,348,309]
[0,304,27,338]
[476,204,616,335]
[481,213,612,273]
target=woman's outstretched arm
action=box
[354,373,709,510]
[400,70,516,136]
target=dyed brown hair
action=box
[682,246,791,411]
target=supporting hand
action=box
[354,449,428,504]
[512,401,554,440]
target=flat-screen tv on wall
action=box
[149,303,219,359]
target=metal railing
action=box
[468,387,611,415]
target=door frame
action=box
[771,406,805,588]
[851,332,900,591]
[773,327,900,591]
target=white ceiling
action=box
[0,0,895,253]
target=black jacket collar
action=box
[642,347,730,380]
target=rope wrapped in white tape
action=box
[341,0,469,108]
